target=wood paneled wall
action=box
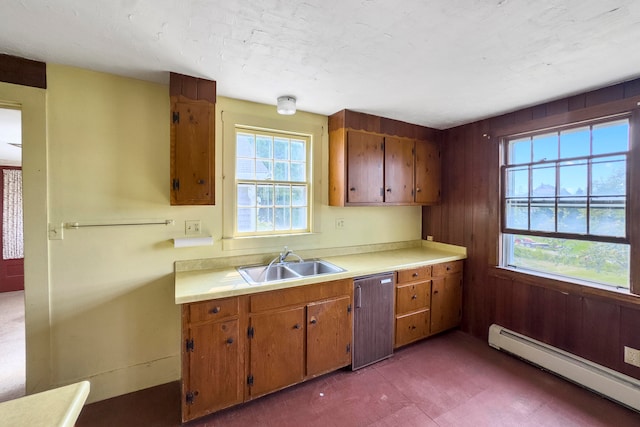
[424,78,640,381]
[0,54,46,89]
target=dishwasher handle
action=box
[355,285,362,308]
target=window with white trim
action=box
[235,128,310,235]
[501,117,630,289]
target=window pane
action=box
[558,197,587,233]
[532,133,557,162]
[591,155,626,196]
[559,160,587,196]
[589,196,625,237]
[236,158,255,180]
[560,127,589,159]
[275,207,290,230]
[290,162,305,182]
[274,161,289,181]
[292,207,307,229]
[505,167,529,197]
[257,207,273,231]
[291,185,307,206]
[504,234,629,288]
[530,198,555,232]
[237,208,256,232]
[237,184,255,207]
[256,159,273,180]
[236,133,255,157]
[291,140,306,161]
[531,165,555,196]
[275,185,290,205]
[505,198,528,229]
[256,184,273,206]
[509,138,530,165]
[256,135,273,158]
[274,138,289,160]
[592,120,628,155]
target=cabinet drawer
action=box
[189,297,239,323]
[397,265,432,283]
[395,310,429,348]
[433,260,463,277]
[250,279,351,312]
[396,281,430,314]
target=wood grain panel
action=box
[425,75,640,381]
[0,54,46,89]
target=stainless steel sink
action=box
[286,260,344,276]
[237,259,345,285]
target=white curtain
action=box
[3,169,23,260]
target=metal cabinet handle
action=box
[386,188,392,192]
[411,294,417,300]
[226,337,234,344]
[210,307,220,314]
[310,318,317,325]
[197,179,205,185]
[416,187,422,193]
[293,323,301,330]
[413,272,419,277]
[350,187,356,191]
[355,285,362,308]
[433,290,439,294]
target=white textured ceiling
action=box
[2,1,640,129]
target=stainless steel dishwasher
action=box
[352,272,395,370]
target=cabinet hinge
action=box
[172,111,180,124]
[185,338,194,352]
[185,391,195,405]
[172,179,180,191]
[248,326,254,339]
[347,304,352,314]
[247,375,254,387]
[346,343,351,354]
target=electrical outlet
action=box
[624,346,640,367]
[335,218,345,229]
[426,235,434,241]
[185,220,201,235]
[48,222,64,240]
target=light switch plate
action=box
[48,222,64,240]
[185,220,201,235]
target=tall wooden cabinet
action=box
[170,72,216,205]
[329,109,442,206]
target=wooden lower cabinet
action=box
[182,298,243,422]
[307,296,352,377]
[395,260,464,348]
[248,307,305,398]
[182,279,352,422]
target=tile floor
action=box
[77,330,640,426]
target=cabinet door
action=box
[414,140,440,204]
[384,137,414,203]
[395,309,430,348]
[186,319,241,420]
[249,307,305,398]
[431,272,463,334]
[346,130,384,203]
[171,100,215,205]
[307,296,352,377]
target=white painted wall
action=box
[5,64,422,403]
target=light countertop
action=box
[0,381,90,427]
[175,241,466,304]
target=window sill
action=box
[490,266,640,308]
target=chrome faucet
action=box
[278,246,303,264]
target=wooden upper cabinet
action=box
[414,140,441,204]
[170,72,216,205]
[328,109,441,206]
[347,131,384,204]
[385,136,415,204]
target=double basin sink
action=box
[237,259,345,285]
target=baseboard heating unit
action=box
[488,324,640,412]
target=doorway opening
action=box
[0,106,25,402]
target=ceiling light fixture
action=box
[277,96,296,115]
